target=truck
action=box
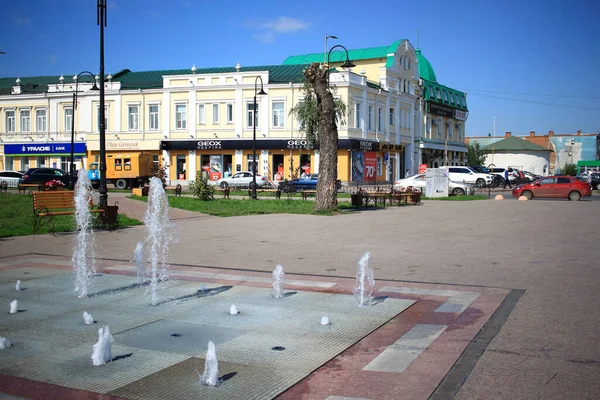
[88,152,155,189]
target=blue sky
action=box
[1,0,599,137]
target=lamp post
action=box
[324,34,338,65]
[70,72,99,189]
[97,0,108,209]
[251,76,267,200]
[326,44,355,85]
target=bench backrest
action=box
[33,191,77,211]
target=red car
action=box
[512,175,592,201]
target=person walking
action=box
[504,169,512,189]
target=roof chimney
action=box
[548,130,554,136]
[529,131,535,136]
[505,132,511,138]
[576,130,581,135]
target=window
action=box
[96,106,108,132]
[128,105,139,131]
[436,89,442,101]
[427,86,434,99]
[5,157,13,170]
[36,109,46,132]
[426,117,431,134]
[20,110,30,132]
[37,156,46,167]
[377,157,382,175]
[389,108,395,126]
[377,107,383,131]
[226,103,233,124]
[21,157,30,171]
[149,104,159,130]
[557,177,570,184]
[355,102,362,129]
[447,122,452,137]
[212,103,219,124]
[368,104,373,131]
[198,104,205,125]
[442,91,448,102]
[246,102,259,128]
[272,101,284,128]
[5,110,15,132]
[175,104,187,129]
[64,108,73,132]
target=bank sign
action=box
[4,143,87,155]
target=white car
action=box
[0,171,24,188]
[394,174,475,196]
[209,171,271,189]
[439,166,493,188]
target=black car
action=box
[577,172,600,190]
[469,165,503,187]
[20,168,72,187]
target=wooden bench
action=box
[33,190,105,235]
[18,183,44,194]
[301,189,317,200]
[389,191,422,206]
[215,187,230,199]
[247,188,281,199]
[363,191,388,208]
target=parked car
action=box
[278,174,342,193]
[20,168,71,187]
[576,172,600,190]
[394,174,475,196]
[489,167,518,183]
[438,166,493,188]
[522,171,543,182]
[0,170,24,188]
[512,175,592,201]
[209,171,271,189]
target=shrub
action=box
[561,163,577,176]
[188,172,215,201]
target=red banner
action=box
[209,171,221,181]
[419,163,427,174]
[364,152,377,181]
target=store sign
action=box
[4,143,86,155]
[380,142,402,151]
[454,110,468,121]
[287,139,310,149]
[106,141,141,150]
[428,102,454,117]
[197,140,222,150]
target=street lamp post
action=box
[324,34,338,65]
[251,76,267,200]
[97,0,108,209]
[70,72,99,189]
[326,45,356,85]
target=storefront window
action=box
[300,154,311,176]
[176,154,187,179]
[200,155,210,179]
[21,156,30,171]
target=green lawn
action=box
[0,194,142,238]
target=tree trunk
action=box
[304,63,338,212]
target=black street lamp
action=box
[70,72,99,189]
[326,44,355,85]
[251,76,267,200]
[97,0,108,210]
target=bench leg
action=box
[33,208,55,235]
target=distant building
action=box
[480,134,551,176]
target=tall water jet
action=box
[0,337,10,349]
[272,264,284,299]
[91,326,113,366]
[15,280,21,291]
[143,177,174,305]
[353,252,375,307]
[133,241,145,284]
[199,340,220,387]
[9,300,17,314]
[83,311,94,325]
[72,168,96,298]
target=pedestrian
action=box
[504,169,512,189]
[405,168,410,178]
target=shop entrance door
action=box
[272,154,284,182]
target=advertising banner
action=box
[364,151,377,181]
[419,163,428,174]
[351,152,364,181]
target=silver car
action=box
[394,174,475,196]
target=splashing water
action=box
[320,316,330,325]
[229,304,239,315]
[199,340,220,387]
[353,252,375,307]
[72,168,96,298]
[0,337,10,349]
[15,280,21,291]
[133,241,146,284]
[91,325,114,366]
[9,300,17,314]
[143,177,174,305]
[272,264,285,299]
[83,311,94,324]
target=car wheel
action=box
[115,179,127,190]
[452,187,465,196]
[568,190,581,201]
[220,181,229,189]
[476,178,486,188]
[522,190,533,200]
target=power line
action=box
[466,92,600,111]
[457,88,600,100]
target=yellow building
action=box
[0,39,465,185]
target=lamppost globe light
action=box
[251,76,266,200]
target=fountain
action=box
[229,304,239,315]
[272,264,284,299]
[83,311,94,325]
[143,177,174,306]
[353,252,375,307]
[133,241,145,284]
[72,168,96,298]
[320,316,330,326]
[91,326,113,366]
[199,340,220,387]
[0,337,10,349]
[15,280,21,291]
[9,300,17,314]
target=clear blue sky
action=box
[1,0,599,137]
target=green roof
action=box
[416,49,436,82]
[423,79,468,111]
[282,40,404,68]
[0,75,68,95]
[481,136,551,152]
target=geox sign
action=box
[197,140,222,149]
[287,139,310,149]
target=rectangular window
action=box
[128,105,139,131]
[272,101,285,128]
[96,106,108,132]
[149,104,159,130]
[21,156,30,171]
[355,103,362,129]
[368,105,373,131]
[176,104,187,129]
[5,110,15,132]
[36,109,47,132]
[37,156,46,168]
[198,104,205,124]
[212,103,219,124]
[226,103,234,124]
[389,108,394,126]
[5,157,13,170]
[246,102,259,128]
[20,110,30,132]
[64,108,73,132]
[377,107,383,131]
[426,116,431,134]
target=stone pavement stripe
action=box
[379,286,480,314]
[326,396,374,400]
[429,289,525,400]
[362,324,448,373]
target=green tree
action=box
[560,163,577,176]
[290,63,347,212]
[188,172,215,201]
[467,142,487,166]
